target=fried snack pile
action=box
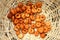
[7,1,51,39]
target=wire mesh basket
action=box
[0,0,60,40]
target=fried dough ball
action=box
[35,15,41,22]
[10,8,16,15]
[28,18,32,24]
[41,21,45,26]
[13,19,19,24]
[37,27,44,33]
[28,28,35,34]
[40,14,46,21]
[29,12,33,15]
[11,16,15,21]
[24,24,29,29]
[16,31,20,35]
[25,13,30,18]
[26,1,33,6]
[7,13,12,19]
[30,23,36,29]
[45,21,51,31]
[40,33,46,38]
[35,18,41,22]
[18,33,24,39]
[15,7,20,12]
[26,8,31,14]
[45,21,51,26]
[22,29,28,34]
[32,8,37,13]
[36,2,42,8]
[15,13,21,18]
[24,18,29,24]
[32,5,37,8]
[36,14,41,18]
[15,23,20,29]
[43,26,48,33]
[15,6,23,13]
[16,7,23,13]
[20,24,25,30]
[30,15,35,21]
[37,8,42,13]
[18,2,23,8]
[22,5,27,11]
[19,19,24,24]
[26,6,31,9]
[19,8,23,13]
[21,13,26,19]
[47,25,51,29]
[14,26,19,31]
[36,22,41,28]
[34,31,39,36]
[47,26,51,31]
